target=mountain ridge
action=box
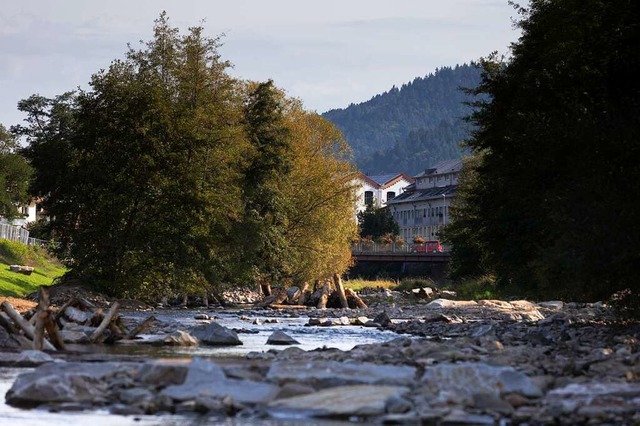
[322,64,481,175]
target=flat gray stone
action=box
[269,385,409,417]
[191,322,242,346]
[163,330,198,346]
[6,362,137,407]
[267,331,300,345]
[421,362,542,398]
[267,360,417,387]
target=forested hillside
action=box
[322,64,481,174]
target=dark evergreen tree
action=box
[446,0,640,301]
[357,204,399,240]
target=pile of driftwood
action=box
[0,287,155,350]
[257,273,367,310]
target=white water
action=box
[1,309,400,425]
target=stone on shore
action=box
[6,362,137,407]
[421,362,543,400]
[163,330,198,346]
[266,331,300,345]
[269,385,409,417]
[190,322,242,346]
[161,358,280,405]
[267,360,417,387]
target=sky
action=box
[0,0,519,128]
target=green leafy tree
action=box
[238,80,294,287]
[447,0,640,301]
[19,13,247,298]
[17,13,360,299]
[357,204,399,240]
[0,124,33,221]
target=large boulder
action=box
[269,385,409,418]
[421,362,543,400]
[161,358,279,405]
[266,331,300,345]
[190,322,242,346]
[267,360,417,387]
[6,362,138,407]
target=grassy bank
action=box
[0,240,66,298]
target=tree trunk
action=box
[1,300,55,350]
[345,288,368,309]
[332,273,349,309]
[317,281,332,309]
[260,280,272,297]
[298,282,310,306]
[126,315,156,339]
[90,302,120,343]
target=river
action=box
[0,308,400,425]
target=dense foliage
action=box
[323,65,480,174]
[445,0,640,301]
[0,124,32,221]
[15,14,358,299]
[357,203,399,240]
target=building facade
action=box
[386,159,462,243]
[354,172,415,218]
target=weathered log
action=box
[345,288,368,309]
[268,304,308,310]
[0,312,19,334]
[77,297,97,312]
[260,280,272,297]
[89,302,120,343]
[43,315,66,350]
[317,281,332,309]
[0,301,55,351]
[286,286,302,304]
[39,288,65,350]
[126,315,156,339]
[33,287,49,350]
[297,282,310,306]
[53,296,78,323]
[332,273,349,309]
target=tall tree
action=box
[20,13,247,298]
[446,0,640,301]
[357,203,399,240]
[0,124,32,220]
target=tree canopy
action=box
[0,124,32,221]
[16,13,358,299]
[445,0,640,301]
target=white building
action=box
[355,172,415,217]
[387,159,462,242]
[0,199,39,227]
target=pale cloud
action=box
[0,0,518,127]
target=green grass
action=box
[0,240,66,298]
[344,278,397,291]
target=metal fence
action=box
[0,223,30,245]
[351,242,414,253]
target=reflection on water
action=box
[1,309,399,425]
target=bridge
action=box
[349,243,451,281]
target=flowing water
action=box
[0,309,400,425]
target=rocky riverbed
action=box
[2,295,640,425]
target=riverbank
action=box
[2,294,639,425]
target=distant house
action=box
[355,172,415,218]
[0,198,41,228]
[387,159,462,243]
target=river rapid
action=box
[0,307,401,425]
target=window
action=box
[429,177,433,183]
[364,191,373,206]
[387,191,395,201]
